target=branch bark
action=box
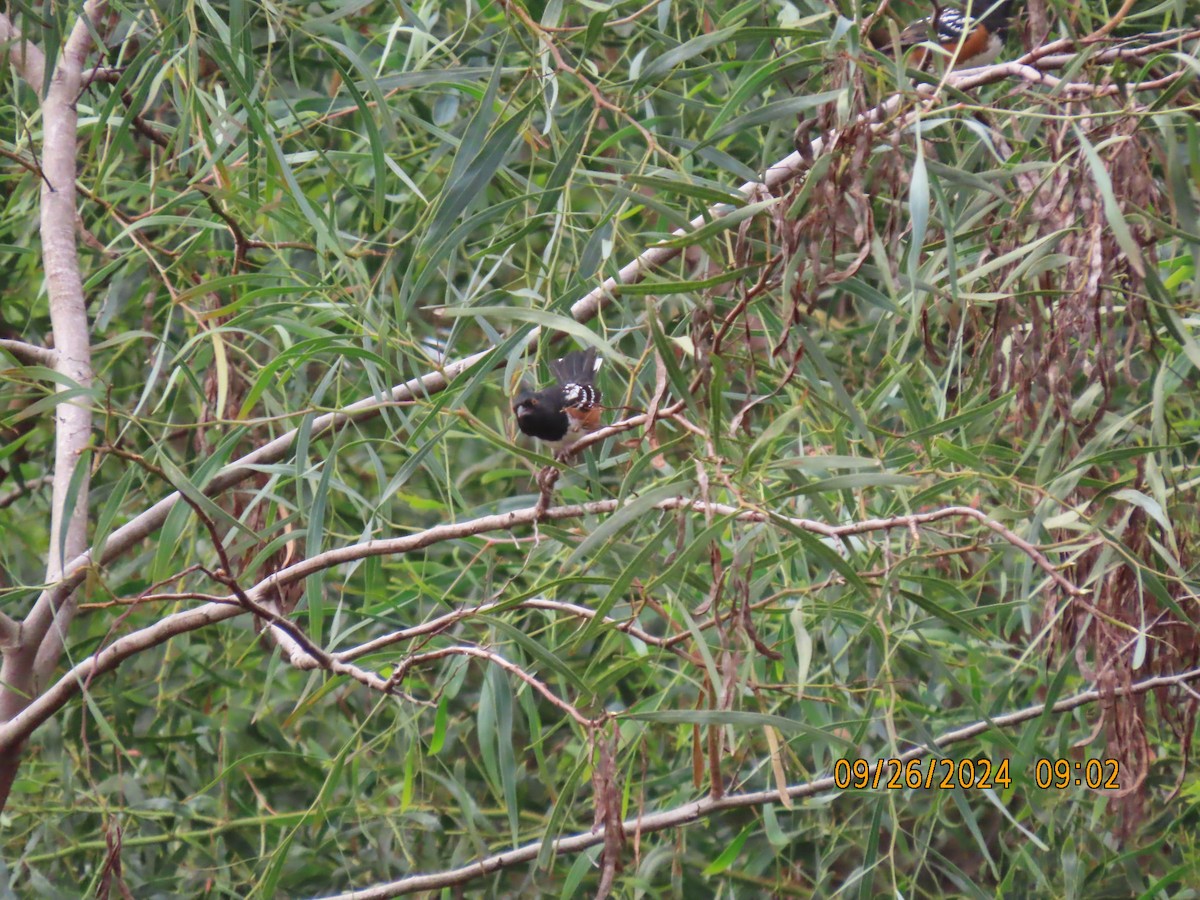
[0,494,1081,754]
[0,14,47,88]
[0,0,106,813]
[317,664,1200,899]
[241,498,1082,606]
[0,340,58,368]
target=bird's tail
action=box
[550,348,600,387]
[979,0,1012,30]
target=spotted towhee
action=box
[874,0,1012,69]
[513,348,603,455]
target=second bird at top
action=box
[874,0,1013,69]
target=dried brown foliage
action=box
[995,108,1157,431]
[761,83,1198,833]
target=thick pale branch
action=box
[0,13,46,86]
[317,665,1200,899]
[0,340,58,368]
[244,498,1082,606]
[0,0,108,816]
[19,0,109,690]
[942,28,1200,94]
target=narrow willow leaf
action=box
[566,483,684,568]
[702,822,754,875]
[790,599,813,702]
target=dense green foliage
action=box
[4,0,1200,895]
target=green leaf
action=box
[566,484,684,568]
[702,822,754,875]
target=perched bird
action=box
[513,348,603,456]
[873,0,1013,69]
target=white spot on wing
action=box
[562,383,598,409]
[936,9,967,40]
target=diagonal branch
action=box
[314,664,1200,899]
[0,494,1082,753]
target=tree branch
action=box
[390,646,596,728]
[0,493,1082,753]
[0,340,58,368]
[242,498,1082,607]
[0,13,47,87]
[0,0,108,814]
[0,614,20,651]
[0,601,243,751]
[316,664,1200,898]
[22,0,108,667]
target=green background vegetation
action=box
[3,0,1200,895]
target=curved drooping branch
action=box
[315,664,1200,899]
[0,492,1082,753]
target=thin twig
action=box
[390,646,597,728]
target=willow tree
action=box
[2,0,1199,895]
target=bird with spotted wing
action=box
[874,0,1012,69]
[513,348,603,458]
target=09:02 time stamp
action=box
[833,757,1124,790]
[834,757,1011,790]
